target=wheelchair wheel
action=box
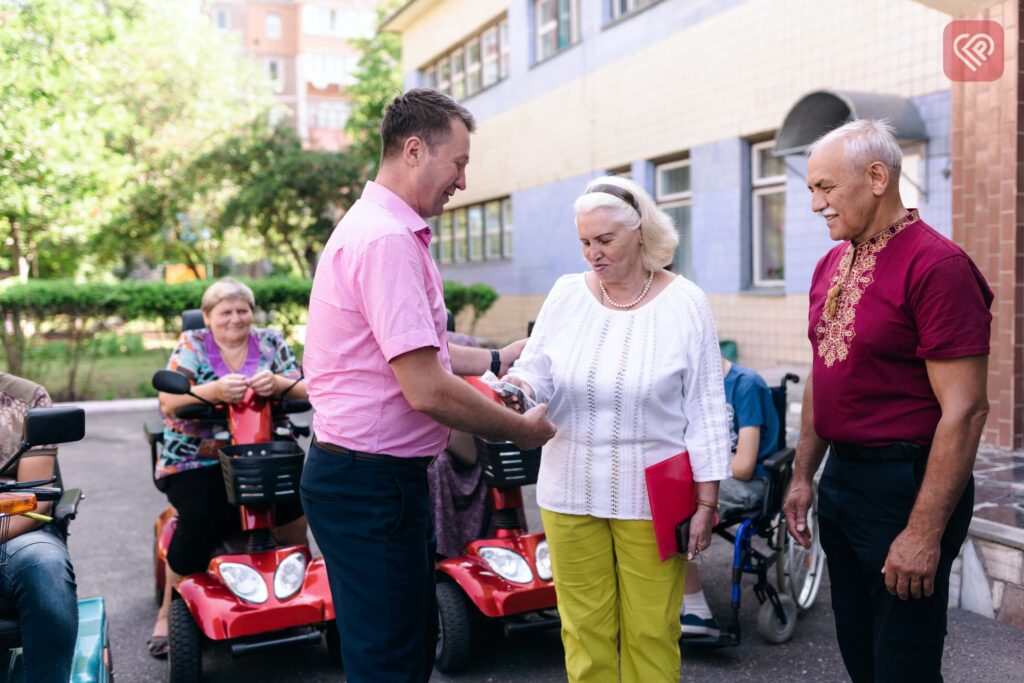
[776,483,825,612]
[757,595,797,644]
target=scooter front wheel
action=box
[168,597,202,683]
[435,581,472,673]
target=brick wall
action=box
[951,0,1024,449]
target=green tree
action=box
[90,1,273,277]
[344,0,404,180]
[202,124,363,277]
[0,0,139,279]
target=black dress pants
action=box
[817,456,973,683]
[300,442,437,683]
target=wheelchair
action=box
[686,373,825,646]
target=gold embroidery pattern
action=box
[814,211,918,367]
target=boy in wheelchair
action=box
[680,356,780,637]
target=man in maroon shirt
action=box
[783,119,992,682]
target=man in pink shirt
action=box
[300,89,556,683]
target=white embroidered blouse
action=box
[508,273,731,520]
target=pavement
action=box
[55,407,1024,682]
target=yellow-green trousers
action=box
[541,508,686,683]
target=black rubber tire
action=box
[434,581,472,674]
[168,597,202,683]
[325,622,343,670]
[757,595,798,644]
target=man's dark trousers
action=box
[818,455,973,683]
[300,442,437,682]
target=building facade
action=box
[384,0,1024,451]
[206,0,380,150]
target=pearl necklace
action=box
[599,271,654,309]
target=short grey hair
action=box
[201,277,255,314]
[573,176,679,272]
[807,119,902,180]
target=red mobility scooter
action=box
[146,363,335,682]
[433,376,559,674]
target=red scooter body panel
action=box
[228,389,272,444]
[437,533,555,618]
[175,547,333,641]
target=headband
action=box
[587,184,641,216]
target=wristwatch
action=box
[490,349,502,375]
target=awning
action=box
[773,90,928,156]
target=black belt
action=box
[829,441,930,462]
[312,437,435,469]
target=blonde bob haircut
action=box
[573,175,679,272]
[200,277,256,314]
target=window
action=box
[265,58,285,93]
[468,206,484,261]
[751,140,786,287]
[302,6,376,38]
[484,201,502,259]
[610,0,658,22]
[306,53,358,89]
[450,48,466,101]
[432,198,513,264]
[265,12,282,40]
[453,208,468,263]
[899,143,925,209]
[501,198,513,257]
[438,213,453,264]
[214,9,230,30]
[655,159,692,278]
[424,15,509,100]
[466,38,482,98]
[308,101,350,130]
[535,0,579,63]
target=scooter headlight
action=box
[535,540,552,581]
[219,562,268,604]
[274,552,307,600]
[479,547,533,584]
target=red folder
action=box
[645,451,697,561]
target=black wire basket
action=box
[219,441,304,506]
[475,437,541,488]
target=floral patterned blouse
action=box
[156,328,301,480]
[0,373,56,474]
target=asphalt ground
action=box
[56,407,1024,682]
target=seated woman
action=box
[147,278,309,658]
[428,332,490,559]
[680,355,780,637]
[0,372,78,682]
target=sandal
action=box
[147,635,169,659]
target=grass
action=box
[25,349,173,401]
[11,333,307,402]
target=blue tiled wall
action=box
[438,171,600,296]
[690,138,746,293]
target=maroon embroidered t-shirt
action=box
[808,210,993,447]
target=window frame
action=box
[265,12,282,40]
[750,140,786,288]
[431,198,513,265]
[214,8,230,30]
[423,15,509,102]
[534,0,579,65]
[655,158,693,278]
[609,0,660,23]
[265,58,285,94]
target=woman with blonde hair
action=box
[503,176,731,682]
[147,278,309,657]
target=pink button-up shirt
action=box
[304,181,452,456]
